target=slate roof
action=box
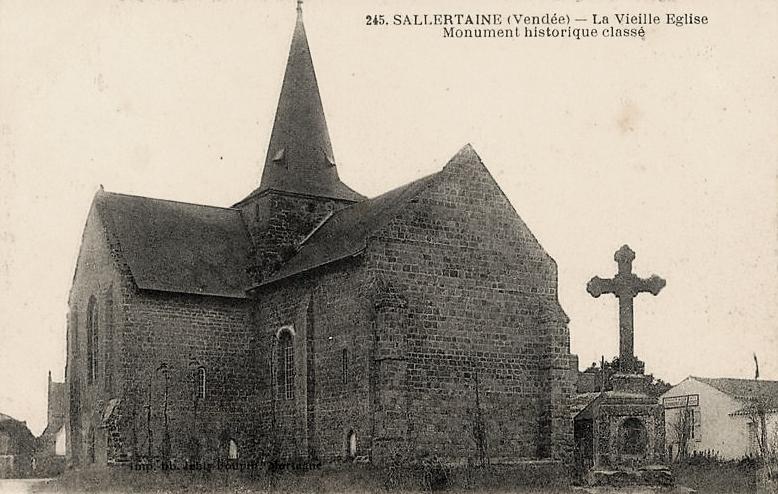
[251,8,364,203]
[0,414,35,453]
[693,376,778,410]
[94,191,253,299]
[257,172,440,287]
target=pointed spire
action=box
[257,2,363,202]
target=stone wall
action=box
[66,151,577,470]
[250,261,374,464]
[364,149,576,465]
[66,199,130,466]
[67,197,256,467]
[118,290,254,465]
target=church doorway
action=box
[618,417,648,456]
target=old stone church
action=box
[64,6,578,469]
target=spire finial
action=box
[296,0,303,15]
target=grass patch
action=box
[672,457,758,493]
[32,463,577,494]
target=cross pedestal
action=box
[587,245,665,374]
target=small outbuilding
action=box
[661,376,778,461]
[0,413,35,478]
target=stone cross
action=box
[587,245,666,374]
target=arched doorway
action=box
[618,417,648,456]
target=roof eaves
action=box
[136,285,250,300]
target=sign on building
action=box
[662,394,699,409]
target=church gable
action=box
[371,144,560,297]
[359,145,573,462]
[70,194,128,306]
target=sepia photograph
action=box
[0,0,776,492]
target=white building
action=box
[661,376,778,461]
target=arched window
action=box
[347,430,357,459]
[228,439,238,460]
[197,367,206,400]
[278,330,294,400]
[86,297,99,385]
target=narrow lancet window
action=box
[198,367,206,399]
[278,331,295,400]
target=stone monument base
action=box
[611,372,652,394]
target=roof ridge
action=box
[695,376,778,384]
[100,190,240,212]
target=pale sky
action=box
[1,0,776,435]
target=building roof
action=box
[573,390,658,420]
[571,392,601,419]
[257,171,440,287]
[247,7,363,203]
[95,191,253,298]
[0,414,35,454]
[693,376,778,409]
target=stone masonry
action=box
[63,6,578,473]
